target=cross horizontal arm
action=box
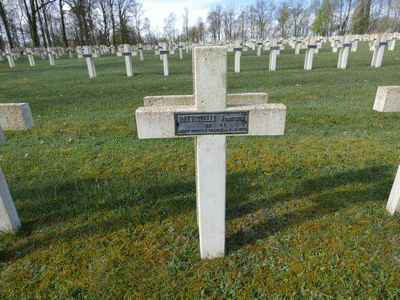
[136,103,286,139]
[144,93,269,107]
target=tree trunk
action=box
[0,0,14,48]
[59,0,68,48]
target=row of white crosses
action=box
[136,46,286,258]
[0,103,34,233]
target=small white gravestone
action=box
[0,103,34,233]
[0,103,34,130]
[337,35,352,69]
[117,44,136,77]
[373,86,400,214]
[160,42,170,76]
[370,34,388,68]
[303,36,317,70]
[82,46,100,78]
[136,46,286,258]
[4,49,15,68]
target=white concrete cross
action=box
[82,46,100,78]
[231,40,248,73]
[373,86,400,214]
[370,34,388,68]
[351,35,361,52]
[178,43,184,59]
[67,47,74,58]
[0,103,34,234]
[330,36,341,53]
[117,44,136,77]
[388,33,399,51]
[256,40,264,56]
[337,35,352,69]
[135,46,286,258]
[24,48,36,67]
[303,36,317,70]
[4,49,15,68]
[47,48,56,66]
[265,38,283,71]
[294,38,303,55]
[36,48,45,60]
[137,43,144,61]
[159,42,170,76]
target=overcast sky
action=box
[140,0,282,33]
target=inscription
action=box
[175,111,249,136]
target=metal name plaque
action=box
[175,111,249,136]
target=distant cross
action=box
[337,35,352,69]
[178,43,184,59]
[135,46,286,258]
[370,34,388,68]
[265,38,283,71]
[67,47,74,58]
[232,40,247,73]
[159,42,170,76]
[117,44,136,77]
[303,36,317,70]
[138,43,144,61]
[4,49,15,68]
[256,40,263,56]
[24,48,36,67]
[82,46,100,78]
[47,48,56,66]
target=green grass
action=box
[1,42,400,299]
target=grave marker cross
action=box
[135,46,286,258]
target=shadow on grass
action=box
[2,164,394,261]
[226,164,394,254]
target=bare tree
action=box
[132,1,144,43]
[253,0,274,39]
[163,12,177,42]
[182,7,189,42]
[207,5,222,42]
[222,4,236,41]
[0,0,14,48]
[277,1,290,38]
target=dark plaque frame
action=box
[175,111,249,136]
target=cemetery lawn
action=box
[1,42,400,299]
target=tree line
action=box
[0,0,398,50]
